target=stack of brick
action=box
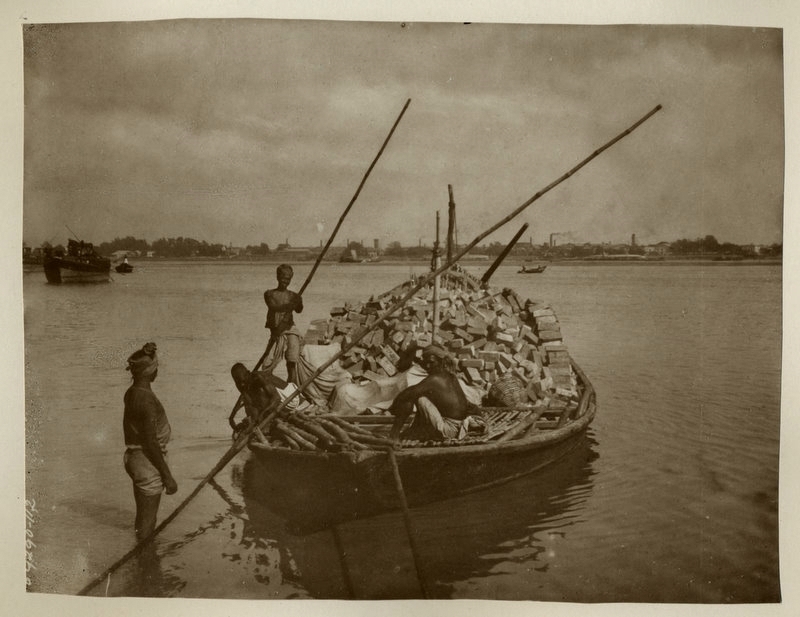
[302,273,579,406]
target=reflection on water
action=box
[237,434,599,599]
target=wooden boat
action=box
[247,269,596,529]
[518,264,547,274]
[43,239,111,284]
[115,261,134,274]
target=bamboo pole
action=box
[76,103,660,596]
[480,222,529,286]
[230,98,412,413]
[446,185,456,264]
[387,448,431,599]
[250,103,661,439]
[298,98,411,296]
[432,210,442,341]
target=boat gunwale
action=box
[248,359,596,462]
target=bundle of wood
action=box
[302,271,579,408]
[269,412,396,451]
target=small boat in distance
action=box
[518,264,547,274]
[115,258,134,274]
[43,239,111,284]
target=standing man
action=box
[264,264,304,384]
[122,342,178,541]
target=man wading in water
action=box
[122,342,178,540]
[264,264,304,384]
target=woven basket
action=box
[486,373,527,407]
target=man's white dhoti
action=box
[406,397,487,441]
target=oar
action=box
[231,98,412,409]
[480,222,529,286]
[76,102,660,596]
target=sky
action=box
[21,19,784,249]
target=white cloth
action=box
[411,397,487,440]
[294,343,352,406]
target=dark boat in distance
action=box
[518,263,547,274]
[247,268,596,529]
[43,239,111,284]
[115,260,134,274]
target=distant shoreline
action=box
[72,257,782,267]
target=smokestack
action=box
[631,233,637,246]
[373,239,380,250]
[550,233,556,248]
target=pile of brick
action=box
[302,272,579,407]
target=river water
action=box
[23,261,782,602]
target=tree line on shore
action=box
[27,234,782,260]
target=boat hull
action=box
[44,257,111,284]
[248,393,596,529]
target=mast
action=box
[446,184,456,264]
[432,210,441,342]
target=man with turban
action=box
[122,342,177,540]
[264,264,304,384]
[388,344,485,442]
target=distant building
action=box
[644,242,671,256]
[272,246,315,261]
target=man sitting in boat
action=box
[264,264,304,384]
[388,344,486,442]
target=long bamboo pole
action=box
[247,104,662,431]
[79,101,413,596]
[76,103,660,596]
[299,98,411,297]
[231,98,412,412]
[480,222,529,286]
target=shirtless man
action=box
[264,264,304,384]
[229,363,283,434]
[388,344,480,442]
